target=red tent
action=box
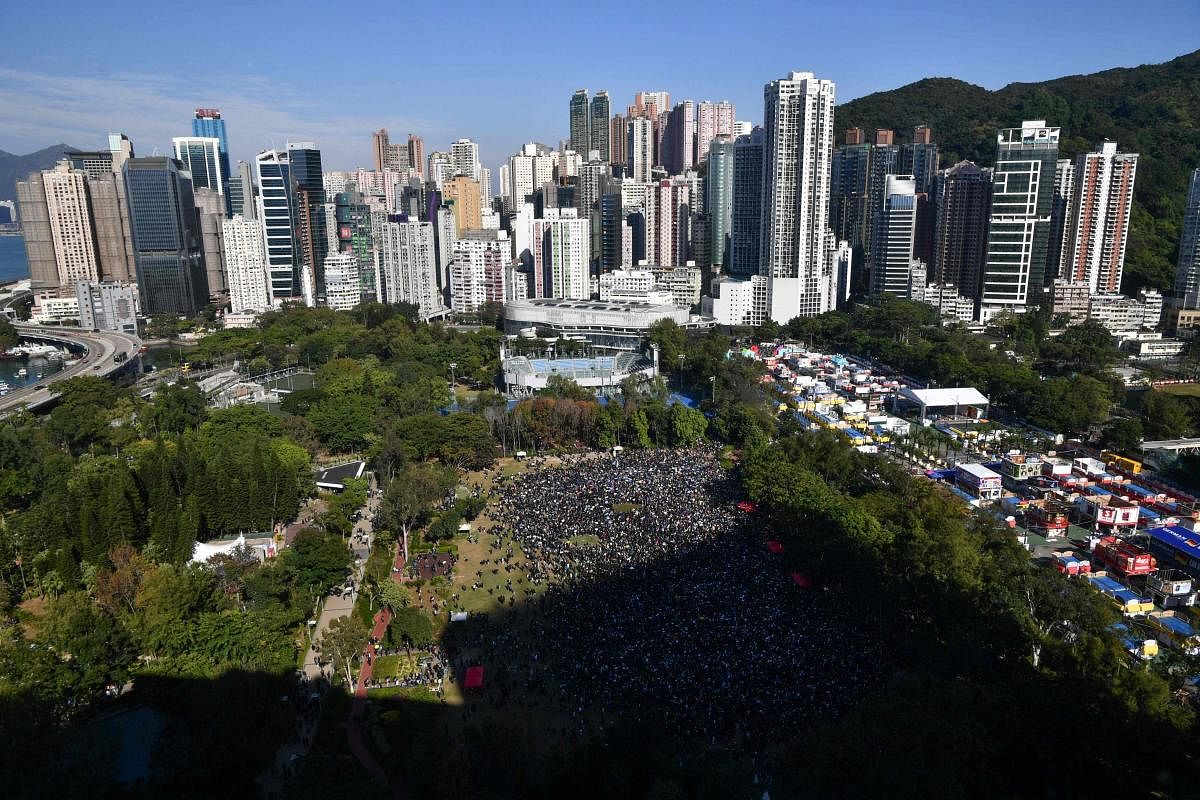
[737,501,759,513]
[790,572,812,588]
[464,665,484,690]
[766,540,784,554]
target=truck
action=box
[1093,536,1157,578]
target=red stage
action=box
[464,665,484,689]
[766,540,784,554]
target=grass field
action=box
[1160,383,1200,398]
[612,502,642,513]
[370,654,419,681]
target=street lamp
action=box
[709,375,716,404]
[677,354,685,393]
[449,362,457,386]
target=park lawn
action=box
[612,502,642,514]
[1161,383,1200,398]
[370,654,419,681]
[567,533,601,547]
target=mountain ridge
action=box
[0,143,78,206]
[837,49,1200,293]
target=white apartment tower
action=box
[450,229,509,313]
[450,139,481,181]
[323,252,363,311]
[531,208,589,300]
[1062,141,1138,294]
[508,144,557,207]
[222,214,270,312]
[760,72,839,322]
[43,162,100,287]
[378,217,441,317]
[696,101,736,164]
[628,117,654,182]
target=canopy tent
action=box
[898,387,989,422]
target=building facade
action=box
[377,216,441,317]
[222,214,269,312]
[75,280,138,333]
[531,208,589,300]
[869,175,918,297]
[1177,168,1200,308]
[1061,141,1138,294]
[450,229,509,313]
[932,160,991,302]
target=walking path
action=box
[344,605,394,789]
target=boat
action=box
[16,368,27,378]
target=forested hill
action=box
[836,49,1200,295]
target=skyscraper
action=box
[86,170,136,283]
[508,143,557,207]
[288,142,327,303]
[450,229,509,313]
[124,156,207,316]
[378,216,441,316]
[706,136,735,269]
[407,135,425,180]
[222,215,269,312]
[444,175,482,236]
[43,161,100,287]
[869,175,917,297]
[979,120,1060,321]
[450,139,481,182]
[589,92,610,161]
[228,160,256,219]
[1047,159,1076,282]
[831,138,872,251]
[864,138,899,268]
[14,169,57,288]
[192,109,230,181]
[627,118,654,182]
[570,90,590,156]
[531,208,589,299]
[373,129,390,173]
[172,137,224,198]
[1061,141,1138,294]
[66,133,135,179]
[254,149,302,304]
[696,101,735,164]
[759,72,838,322]
[901,126,939,194]
[610,114,628,172]
[729,127,764,279]
[932,161,992,301]
[664,101,695,175]
[1175,168,1200,308]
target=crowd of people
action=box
[450,446,882,750]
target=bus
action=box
[1101,451,1143,475]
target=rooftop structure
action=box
[503,297,714,351]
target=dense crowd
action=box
[454,446,882,750]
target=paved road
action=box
[0,325,140,413]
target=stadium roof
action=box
[315,460,365,490]
[899,387,989,407]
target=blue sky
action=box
[2,0,1198,178]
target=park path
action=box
[345,605,395,790]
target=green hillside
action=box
[837,50,1200,294]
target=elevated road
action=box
[0,325,141,413]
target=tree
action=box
[0,317,18,350]
[1141,390,1195,440]
[380,463,455,554]
[1099,417,1144,452]
[319,614,369,688]
[281,529,351,599]
[147,382,207,435]
[379,581,410,615]
[669,403,708,446]
[387,606,433,654]
[306,395,376,452]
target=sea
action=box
[0,234,67,393]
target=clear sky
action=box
[1,0,1197,179]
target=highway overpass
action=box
[0,325,141,414]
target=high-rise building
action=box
[66,133,135,179]
[874,129,894,146]
[845,127,865,146]
[407,135,424,180]
[1047,159,1076,281]
[372,129,408,173]
[831,140,872,251]
[254,149,302,304]
[288,142,327,303]
[664,101,695,175]
[901,127,939,195]
[428,151,453,189]
[932,161,992,302]
[192,109,230,181]
[652,177,692,267]
[610,114,628,172]
[450,139,481,182]
[864,140,900,267]
[444,175,482,237]
[450,228,509,313]
[86,171,136,283]
[373,129,390,173]
[869,175,918,297]
[531,208,589,299]
[760,72,838,322]
[706,136,736,269]
[577,155,610,216]
[479,167,492,208]
[590,92,610,162]
[15,170,57,288]
[729,127,764,278]
[228,160,256,219]
[172,137,225,199]
[193,187,227,299]
[696,101,736,165]
[42,161,101,288]
[323,252,363,311]
[627,117,654,182]
[507,143,557,207]
[979,120,1060,321]
[378,216,440,316]
[123,156,207,316]
[598,193,624,271]
[1176,168,1200,308]
[222,214,269,312]
[570,90,590,156]
[1061,141,1138,294]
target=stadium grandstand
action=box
[501,344,658,396]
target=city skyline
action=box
[1,0,1197,178]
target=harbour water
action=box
[0,235,30,284]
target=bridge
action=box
[1142,438,1200,455]
[0,324,141,413]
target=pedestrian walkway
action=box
[344,606,394,790]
